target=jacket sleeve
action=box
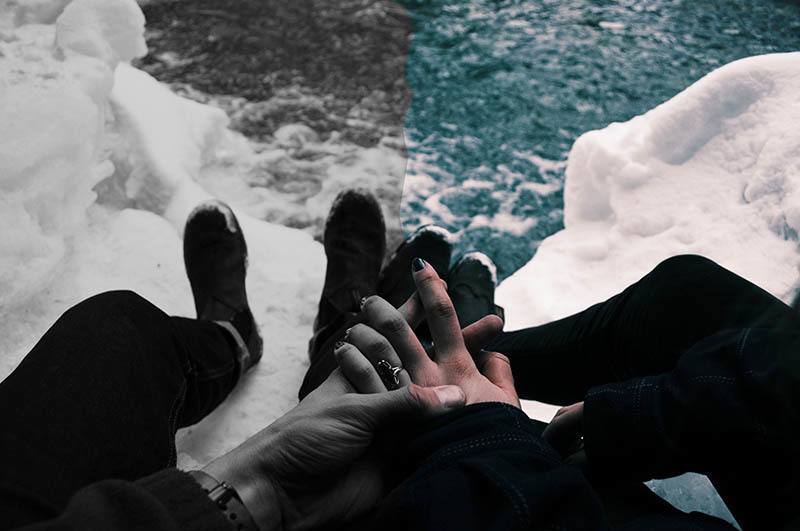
[371,403,612,531]
[13,469,233,531]
[582,328,800,529]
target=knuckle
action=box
[405,384,427,410]
[431,299,455,319]
[349,323,369,337]
[364,335,393,357]
[377,314,407,336]
[490,352,510,364]
[417,274,438,289]
[355,363,376,380]
[362,295,380,312]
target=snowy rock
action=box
[0,0,325,473]
[500,53,800,331]
[0,18,114,308]
[504,52,800,527]
[55,0,146,68]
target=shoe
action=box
[448,251,504,328]
[313,188,386,336]
[377,225,453,308]
[183,200,262,378]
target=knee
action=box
[65,290,165,327]
[79,290,156,314]
[650,254,720,278]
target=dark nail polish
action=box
[412,257,426,272]
[359,296,367,310]
[343,327,352,341]
[334,340,345,350]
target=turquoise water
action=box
[400,0,800,280]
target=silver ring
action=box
[376,359,403,390]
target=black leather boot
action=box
[183,200,263,380]
[308,189,386,360]
[377,224,453,308]
[449,251,504,328]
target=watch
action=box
[189,470,260,531]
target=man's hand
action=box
[342,258,520,408]
[202,368,465,531]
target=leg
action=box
[490,255,797,404]
[0,291,240,525]
[299,190,386,399]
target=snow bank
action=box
[505,52,800,527]
[0,0,325,467]
[500,53,800,330]
[0,0,145,309]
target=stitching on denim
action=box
[689,375,736,384]
[419,434,558,476]
[165,378,187,468]
[482,462,530,529]
[737,328,751,359]
[195,361,236,382]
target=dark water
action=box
[140,0,800,281]
[399,0,800,280]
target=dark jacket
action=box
[8,328,799,530]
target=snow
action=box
[500,53,800,330]
[507,52,800,527]
[1,0,794,525]
[0,0,325,469]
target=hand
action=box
[340,258,520,408]
[542,401,584,457]
[202,367,466,531]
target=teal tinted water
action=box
[400,0,800,280]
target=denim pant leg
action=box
[490,254,797,404]
[0,290,239,525]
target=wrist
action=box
[202,456,283,531]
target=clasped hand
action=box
[203,260,519,530]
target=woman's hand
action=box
[202,367,466,531]
[542,401,586,466]
[341,258,520,408]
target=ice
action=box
[503,52,800,527]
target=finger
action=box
[362,296,436,379]
[475,350,515,393]
[346,324,412,387]
[397,291,424,329]
[304,367,356,406]
[334,342,387,393]
[357,383,466,425]
[542,402,585,455]
[411,258,466,360]
[462,314,504,355]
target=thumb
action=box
[359,384,466,424]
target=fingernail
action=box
[412,257,426,272]
[359,296,367,310]
[433,385,465,409]
[334,340,346,350]
[343,327,352,341]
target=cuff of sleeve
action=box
[136,469,234,531]
[399,402,560,476]
[583,376,664,481]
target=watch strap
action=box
[188,470,259,531]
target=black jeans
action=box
[0,291,241,526]
[490,254,798,529]
[1,256,789,527]
[490,254,796,404]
